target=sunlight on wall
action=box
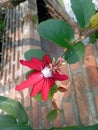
[62,0,98,22]
[63,0,76,22]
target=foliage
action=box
[64,42,85,64]
[37,19,74,48]
[0,96,28,124]
[0,10,6,63]
[0,96,32,130]
[0,21,5,31]
[34,84,57,101]
[90,32,98,43]
[24,49,46,60]
[1,0,98,129]
[0,96,98,130]
[46,109,58,121]
[57,0,65,8]
[89,12,98,29]
[70,0,95,28]
[32,15,38,24]
[38,0,97,64]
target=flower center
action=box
[41,67,52,78]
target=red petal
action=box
[41,78,55,101]
[27,71,38,79]
[43,54,51,65]
[47,78,55,88]
[30,79,44,97]
[53,71,68,81]
[32,58,44,70]
[20,58,44,71]
[15,72,43,91]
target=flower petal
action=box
[20,58,44,71]
[47,78,55,88]
[41,78,55,101]
[53,71,68,81]
[32,58,44,70]
[30,79,45,97]
[15,72,43,91]
[43,54,51,66]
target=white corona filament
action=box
[41,67,52,78]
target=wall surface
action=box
[0,0,98,129]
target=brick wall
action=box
[0,0,98,129]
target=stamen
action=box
[41,67,52,78]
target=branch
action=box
[74,27,98,43]
[46,0,81,33]
[0,0,26,8]
[46,0,98,44]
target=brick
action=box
[23,89,30,108]
[95,94,98,111]
[70,63,80,72]
[17,51,20,70]
[54,111,63,128]
[13,45,16,61]
[84,45,98,84]
[84,45,95,57]
[6,48,8,63]
[95,40,98,49]
[53,92,63,127]
[17,76,24,85]
[59,63,68,74]
[92,84,98,91]
[12,64,15,80]
[63,82,71,98]
[73,73,92,125]
[26,110,31,119]
[32,99,39,129]
[41,106,49,129]
[8,55,12,74]
[4,69,7,85]
[87,66,98,84]
[15,91,22,102]
[9,82,16,99]
[63,102,76,126]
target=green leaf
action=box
[0,96,28,124]
[57,0,65,8]
[49,126,80,130]
[49,84,57,98]
[34,93,42,101]
[34,84,57,101]
[90,34,97,43]
[46,109,58,121]
[24,49,46,60]
[90,32,98,44]
[0,21,5,31]
[70,0,95,28]
[0,115,17,125]
[49,124,98,130]
[26,70,34,79]
[65,42,85,64]
[0,124,32,130]
[38,19,74,48]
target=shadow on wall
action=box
[41,37,65,59]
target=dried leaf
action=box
[52,101,58,109]
[58,87,67,92]
[89,12,98,29]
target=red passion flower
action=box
[15,54,68,101]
